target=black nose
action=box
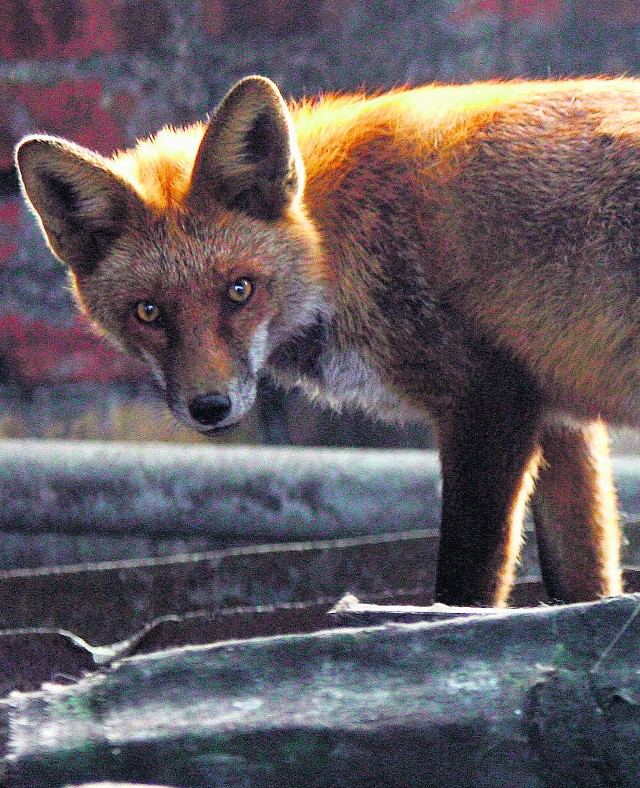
[188,392,232,426]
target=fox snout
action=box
[165,369,258,434]
[187,392,232,428]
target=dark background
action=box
[2,0,640,447]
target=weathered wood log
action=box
[0,596,543,695]
[329,592,532,624]
[68,784,175,787]
[3,593,640,787]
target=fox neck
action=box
[266,309,416,423]
[267,314,329,380]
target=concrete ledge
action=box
[4,440,640,540]
[0,440,442,541]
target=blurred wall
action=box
[2,0,640,445]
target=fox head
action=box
[16,76,329,434]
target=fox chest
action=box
[267,317,428,423]
[300,347,421,423]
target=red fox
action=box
[17,75,638,606]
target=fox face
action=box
[16,77,329,433]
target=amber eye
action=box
[227,277,253,304]
[135,301,161,324]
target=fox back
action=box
[18,75,640,606]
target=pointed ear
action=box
[188,76,304,220]
[15,136,141,275]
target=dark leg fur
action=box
[531,419,622,603]
[434,364,542,606]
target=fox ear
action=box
[188,75,304,220]
[15,136,139,275]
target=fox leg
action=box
[531,419,623,602]
[433,371,543,607]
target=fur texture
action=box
[18,75,640,605]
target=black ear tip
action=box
[237,74,279,89]
[15,136,39,167]
[16,135,49,152]
[230,75,285,106]
[15,136,59,173]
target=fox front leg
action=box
[433,362,543,607]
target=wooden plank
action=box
[0,531,439,642]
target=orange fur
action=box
[532,420,622,600]
[18,74,640,605]
[109,124,207,210]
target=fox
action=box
[17,74,640,607]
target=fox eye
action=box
[227,277,253,304]
[135,301,162,324]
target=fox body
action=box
[17,75,640,606]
